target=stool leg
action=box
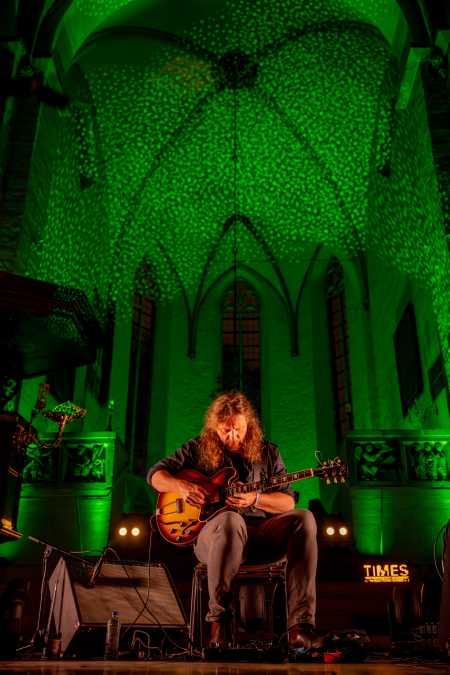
[198,574,204,651]
[189,570,202,656]
[189,571,196,656]
[282,570,288,641]
[231,582,237,647]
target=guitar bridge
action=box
[175,498,184,513]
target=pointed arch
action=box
[188,213,296,356]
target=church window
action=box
[221,280,261,413]
[326,258,353,440]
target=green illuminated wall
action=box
[3,0,450,563]
[351,485,450,561]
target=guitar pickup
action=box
[175,499,184,513]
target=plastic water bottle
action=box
[104,610,121,659]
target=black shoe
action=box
[288,623,323,650]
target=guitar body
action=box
[156,467,237,546]
[155,457,347,546]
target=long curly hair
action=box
[198,391,263,471]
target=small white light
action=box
[118,527,127,536]
[339,526,348,536]
[326,526,335,536]
[131,527,140,537]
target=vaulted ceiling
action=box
[46,0,400,302]
[54,0,409,73]
[12,0,448,362]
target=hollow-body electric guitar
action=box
[156,458,347,545]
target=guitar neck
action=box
[225,467,322,496]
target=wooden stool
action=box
[189,560,287,653]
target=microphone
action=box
[88,550,106,587]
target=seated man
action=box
[147,391,319,650]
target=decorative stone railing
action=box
[2,432,127,561]
[344,430,450,561]
[22,431,126,489]
[346,429,450,485]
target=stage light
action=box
[309,500,352,548]
[110,513,152,561]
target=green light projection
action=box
[72,0,146,17]
[65,0,403,53]
[369,79,450,371]
[31,1,449,370]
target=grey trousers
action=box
[193,509,317,628]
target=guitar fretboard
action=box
[224,467,322,496]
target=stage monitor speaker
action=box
[48,557,187,656]
[438,520,450,649]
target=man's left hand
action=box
[226,491,257,509]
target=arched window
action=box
[326,258,353,441]
[125,263,156,474]
[221,280,261,412]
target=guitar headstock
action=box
[318,457,348,485]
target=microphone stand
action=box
[16,536,90,657]
[87,548,107,587]
[27,536,90,563]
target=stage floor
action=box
[0,661,450,674]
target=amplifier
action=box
[48,557,187,656]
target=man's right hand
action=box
[175,479,208,506]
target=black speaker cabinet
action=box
[49,557,187,656]
[438,520,450,649]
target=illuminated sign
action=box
[363,563,410,583]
